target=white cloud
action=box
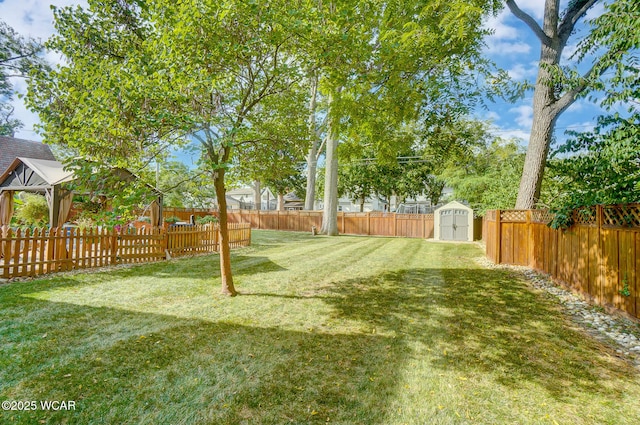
[490,127,531,145]
[562,121,596,134]
[485,40,531,55]
[484,10,519,40]
[509,105,534,128]
[484,111,501,122]
[507,63,538,81]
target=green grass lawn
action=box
[1,230,640,424]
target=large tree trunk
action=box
[514,90,558,209]
[515,0,561,209]
[253,180,261,210]
[510,0,596,209]
[305,73,319,210]
[214,168,237,297]
[321,93,339,235]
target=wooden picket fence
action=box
[484,205,640,319]
[0,223,251,280]
[227,210,435,238]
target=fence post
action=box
[110,229,118,265]
[596,204,604,304]
[495,210,502,264]
[527,210,533,267]
[393,213,397,237]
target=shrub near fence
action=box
[484,205,640,319]
[0,223,251,280]
[227,209,435,238]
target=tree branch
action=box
[552,58,604,116]
[506,0,550,44]
[558,0,599,47]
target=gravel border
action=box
[476,254,640,369]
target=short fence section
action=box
[0,223,251,280]
[484,205,640,319]
[227,210,435,238]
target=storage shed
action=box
[434,201,474,242]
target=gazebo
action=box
[0,157,163,228]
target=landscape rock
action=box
[476,254,640,368]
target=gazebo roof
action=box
[0,157,74,191]
[0,157,73,189]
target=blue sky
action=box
[2,0,612,158]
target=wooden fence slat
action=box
[0,223,250,281]
[485,205,640,319]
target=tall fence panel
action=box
[1,223,251,280]
[226,209,435,238]
[484,205,640,319]
[162,207,215,222]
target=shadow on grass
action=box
[1,297,402,425]
[321,267,637,402]
[3,262,639,424]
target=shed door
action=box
[440,209,468,241]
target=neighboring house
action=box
[226,186,276,210]
[0,136,57,174]
[328,186,455,213]
[282,193,304,210]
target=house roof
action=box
[0,136,56,174]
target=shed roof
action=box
[434,200,472,213]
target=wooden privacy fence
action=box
[0,223,251,280]
[484,205,640,319]
[162,207,215,222]
[227,210,435,238]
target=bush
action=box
[15,193,49,227]
[195,215,218,225]
[164,216,180,224]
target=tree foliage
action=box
[27,0,312,296]
[507,0,640,208]
[547,113,640,228]
[313,0,501,233]
[0,21,47,135]
[14,193,49,227]
[441,138,525,215]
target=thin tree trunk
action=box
[305,73,319,210]
[253,180,261,210]
[321,92,339,235]
[360,196,364,212]
[214,168,237,297]
[277,193,285,211]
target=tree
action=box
[0,21,47,136]
[547,113,640,228]
[230,82,308,208]
[508,0,639,208]
[315,0,500,233]
[442,138,525,214]
[542,0,640,226]
[28,0,310,296]
[152,161,216,209]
